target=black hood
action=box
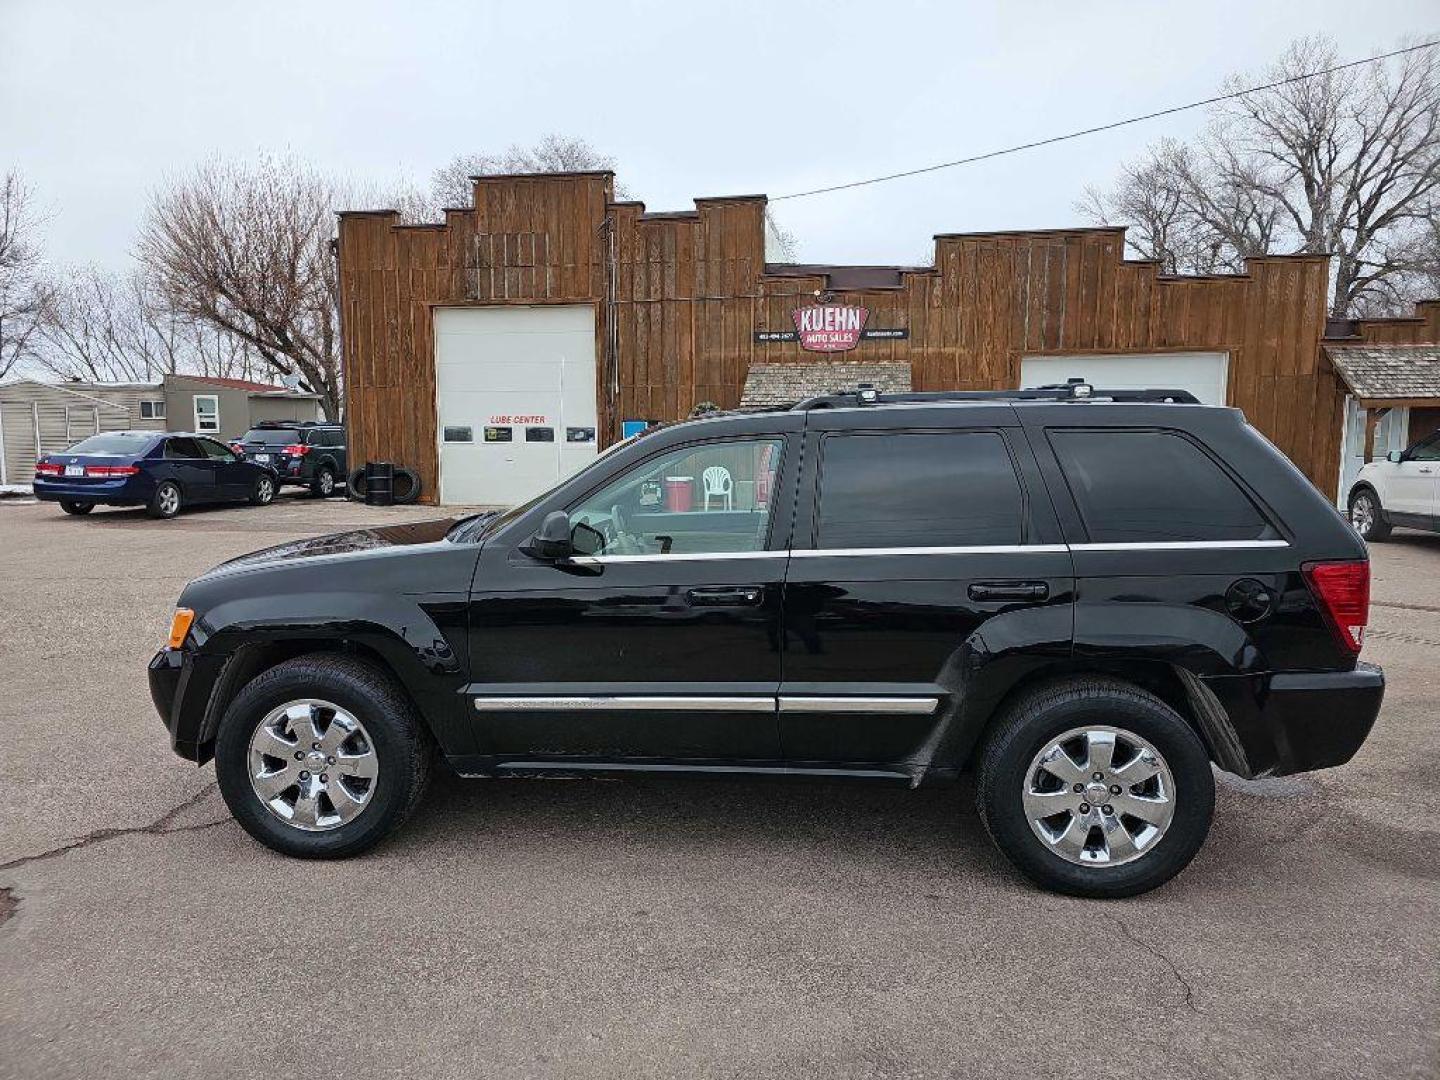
[211,515,494,574]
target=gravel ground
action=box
[0,493,1436,1079]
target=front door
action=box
[466,431,797,765]
[197,437,252,498]
[162,437,218,502]
[778,414,1074,771]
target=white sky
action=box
[2,0,1436,272]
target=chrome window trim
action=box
[778,696,939,714]
[790,544,1067,558]
[473,695,776,713]
[1068,539,1290,551]
[565,540,1289,565]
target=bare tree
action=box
[0,169,50,379]
[1082,36,1440,315]
[37,266,266,383]
[429,134,622,211]
[137,156,343,417]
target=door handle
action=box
[968,581,1049,602]
[1420,467,1433,474]
[687,586,763,606]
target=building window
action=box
[193,395,220,433]
[139,399,166,420]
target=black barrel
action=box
[364,460,394,506]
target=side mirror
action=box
[526,510,574,561]
[1387,450,1405,464]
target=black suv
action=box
[150,385,1383,897]
[233,421,347,497]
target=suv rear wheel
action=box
[214,654,433,858]
[976,678,1214,898]
[311,465,337,498]
[1348,488,1392,542]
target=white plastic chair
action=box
[702,465,733,511]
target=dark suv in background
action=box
[233,421,347,497]
[150,384,1383,897]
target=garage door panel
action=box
[434,305,598,507]
[1020,352,1229,406]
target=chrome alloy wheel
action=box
[317,470,335,496]
[248,699,379,832]
[157,484,180,516]
[257,476,275,503]
[1022,725,1176,867]
[1351,493,1375,536]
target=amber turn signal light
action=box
[167,608,196,649]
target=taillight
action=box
[89,465,140,477]
[1303,560,1370,654]
[230,442,245,455]
[34,461,62,476]
[281,444,309,457]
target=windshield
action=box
[240,428,301,445]
[64,433,156,456]
[446,434,640,543]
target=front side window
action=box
[1049,428,1277,543]
[198,438,236,461]
[194,395,220,433]
[568,438,784,557]
[816,431,1026,549]
[1407,434,1440,462]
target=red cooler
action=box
[664,476,694,512]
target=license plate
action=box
[254,454,270,463]
[64,465,85,477]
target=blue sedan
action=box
[34,431,279,519]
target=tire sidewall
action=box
[981,690,1215,898]
[214,663,420,858]
[1349,489,1384,540]
[314,467,335,497]
[254,474,276,505]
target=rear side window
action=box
[1049,429,1278,542]
[817,431,1026,548]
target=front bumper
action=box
[149,647,226,762]
[1201,662,1385,777]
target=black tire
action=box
[392,467,422,504]
[249,473,277,506]
[310,466,337,498]
[346,467,367,501]
[214,654,434,859]
[147,480,182,519]
[1348,487,1392,542]
[975,677,1215,899]
[59,500,94,516]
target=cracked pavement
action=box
[1,494,1438,1079]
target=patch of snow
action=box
[0,484,34,497]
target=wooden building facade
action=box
[336,170,1435,505]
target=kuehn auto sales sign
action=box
[754,304,908,352]
[793,304,868,352]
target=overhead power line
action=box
[770,39,1440,202]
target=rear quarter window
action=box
[1049,428,1279,543]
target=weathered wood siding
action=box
[338,172,1346,501]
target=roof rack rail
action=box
[791,379,1200,410]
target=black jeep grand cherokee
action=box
[149,385,1383,897]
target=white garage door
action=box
[434,305,599,506]
[1020,352,1230,405]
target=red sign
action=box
[791,304,869,353]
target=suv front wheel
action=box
[214,654,433,858]
[976,678,1215,898]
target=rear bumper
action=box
[1200,662,1384,777]
[33,476,151,504]
[149,646,226,762]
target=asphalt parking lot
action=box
[0,492,1436,1079]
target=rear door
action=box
[778,407,1074,771]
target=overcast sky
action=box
[3,0,1436,273]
